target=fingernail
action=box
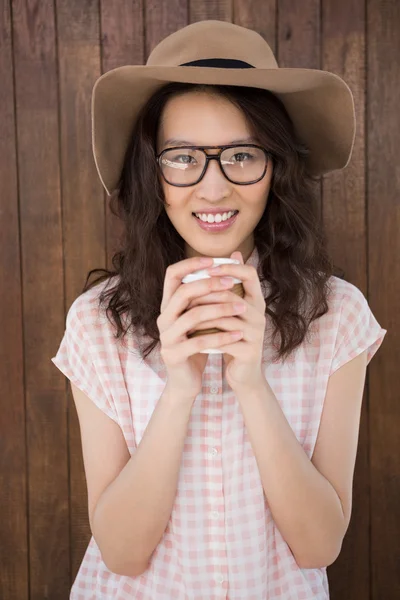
[200,257,212,264]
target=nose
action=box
[195,156,230,199]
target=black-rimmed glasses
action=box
[156,144,270,187]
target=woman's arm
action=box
[232,350,368,568]
[71,381,195,576]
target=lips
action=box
[192,210,239,221]
[192,208,239,214]
[192,210,239,232]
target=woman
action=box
[51,20,387,600]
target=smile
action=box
[192,211,239,232]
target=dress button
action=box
[212,511,219,519]
[215,574,224,584]
[210,447,218,456]
[210,385,218,394]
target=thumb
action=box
[231,250,243,264]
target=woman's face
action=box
[156,91,273,262]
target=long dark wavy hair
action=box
[82,82,344,364]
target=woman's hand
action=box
[187,251,267,391]
[157,255,247,400]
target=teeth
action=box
[194,210,238,223]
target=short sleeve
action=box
[330,287,387,376]
[51,297,119,424]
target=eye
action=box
[232,152,254,162]
[173,154,196,164]
[160,152,198,169]
[222,150,256,166]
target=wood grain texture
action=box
[11,0,70,598]
[145,0,187,57]
[278,0,323,229]
[278,0,320,69]
[322,1,368,596]
[101,0,144,72]
[189,0,232,22]
[100,0,145,270]
[234,0,276,55]
[0,3,396,599]
[0,1,29,599]
[367,0,399,597]
[55,0,103,585]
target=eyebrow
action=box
[162,136,258,147]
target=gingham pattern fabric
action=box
[51,246,387,600]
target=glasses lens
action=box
[159,148,206,185]
[220,146,267,183]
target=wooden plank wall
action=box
[0,1,397,599]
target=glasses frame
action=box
[156,144,270,187]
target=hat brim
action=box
[92,65,356,195]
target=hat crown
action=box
[146,20,278,69]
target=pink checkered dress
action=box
[51,246,387,599]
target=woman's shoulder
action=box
[301,275,370,343]
[327,274,368,312]
[66,274,121,336]
[318,274,379,343]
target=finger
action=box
[187,289,239,309]
[179,329,245,358]
[187,315,246,336]
[160,276,237,336]
[186,303,263,337]
[230,250,244,264]
[206,264,264,310]
[162,298,246,345]
[188,295,263,336]
[160,256,213,313]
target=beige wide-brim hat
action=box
[92,20,356,196]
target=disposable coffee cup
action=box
[181,258,244,354]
